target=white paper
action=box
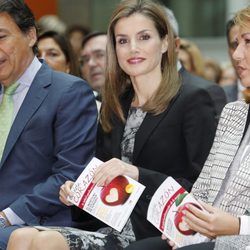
[147,177,203,247]
[68,157,145,232]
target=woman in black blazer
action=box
[7,0,217,249]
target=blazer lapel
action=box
[133,90,180,163]
[0,64,51,167]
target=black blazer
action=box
[179,67,227,121]
[73,83,217,239]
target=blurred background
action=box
[26,0,250,64]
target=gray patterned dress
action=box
[35,107,146,250]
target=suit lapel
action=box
[133,89,180,163]
[0,64,51,167]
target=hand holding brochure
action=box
[68,157,145,232]
[147,177,202,247]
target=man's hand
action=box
[59,181,75,206]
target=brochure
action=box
[147,177,202,247]
[68,157,145,232]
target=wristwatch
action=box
[0,214,8,228]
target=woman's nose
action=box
[130,39,139,52]
[232,44,242,61]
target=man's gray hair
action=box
[164,7,179,36]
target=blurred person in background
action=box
[219,62,237,87]
[37,31,81,76]
[164,7,226,120]
[66,24,90,57]
[79,32,107,102]
[37,15,66,35]
[178,39,205,78]
[203,58,222,84]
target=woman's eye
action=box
[49,52,59,57]
[140,34,150,40]
[245,39,250,44]
[117,38,128,44]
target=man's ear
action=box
[27,27,37,48]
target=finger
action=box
[93,159,122,186]
[186,203,211,222]
[60,183,72,197]
[59,194,73,206]
[161,234,167,240]
[184,213,212,237]
[92,162,111,185]
[198,201,216,213]
[168,240,176,247]
[65,181,74,191]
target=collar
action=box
[177,60,182,71]
[0,56,42,94]
[17,56,42,87]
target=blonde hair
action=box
[101,0,180,132]
[234,5,250,29]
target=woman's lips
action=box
[127,57,145,64]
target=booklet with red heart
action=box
[147,177,203,247]
[68,157,145,232]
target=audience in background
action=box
[79,32,107,101]
[163,7,226,119]
[179,39,205,78]
[37,31,81,76]
[7,0,217,249]
[219,62,237,87]
[37,15,67,35]
[66,24,90,57]
[203,58,222,84]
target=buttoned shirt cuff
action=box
[239,215,250,234]
[3,208,25,225]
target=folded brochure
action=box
[147,176,202,247]
[68,157,145,232]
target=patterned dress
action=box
[36,107,146,250]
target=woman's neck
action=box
[130,72,162,107]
